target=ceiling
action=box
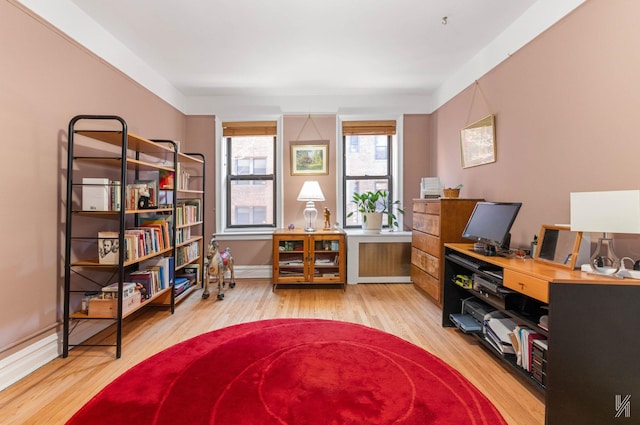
[21,0,585,112]
[68,0,539,97]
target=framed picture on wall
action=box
[290,141,329,175]
[460,114,496,168]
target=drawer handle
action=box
[519,282,525,289]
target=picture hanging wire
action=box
[465,80,493,126]
[294,114,324,141]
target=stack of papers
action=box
[484,317,517,355]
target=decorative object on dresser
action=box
[410,198,482,305]
[570,189,640,276]
[296,180,325,232]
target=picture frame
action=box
[533,224,583,270]
[460,114,496,168]
[290,141,329,175]
[133,179,158,209]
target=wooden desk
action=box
[443,243,640,425]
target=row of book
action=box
[176,241,200,267]
[510,325,547,373]
[129,256,175,298]
[82,178,165,211]
[176,199,201,225]
[97,217,172,265]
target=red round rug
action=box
[67,319,507,424]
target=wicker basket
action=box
[443,188,460,198]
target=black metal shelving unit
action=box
[63,115,182,358]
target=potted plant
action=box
[347,190,404,233]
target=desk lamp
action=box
[297,181,325,232]
[570,190,640,275]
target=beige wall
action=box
[432,0,640,252]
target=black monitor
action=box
[462,202,522,253]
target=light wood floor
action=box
[0,281,544,425]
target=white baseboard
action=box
[0,266,271,391]
[0,334,59,392]
[232,265,271,279]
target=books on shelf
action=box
[139,256,174,290]
[176,199,201,225]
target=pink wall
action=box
[0,2,187,357]
[5,0,639,365]
[432,0,640,251]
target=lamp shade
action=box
[570,190,640,234]
[297,181,325,202]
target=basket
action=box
[443,188,460,198]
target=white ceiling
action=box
[20,0,586,113]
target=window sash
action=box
[225,135,276,228]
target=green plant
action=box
[347,190,404,229]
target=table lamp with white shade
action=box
[570,190,640,275]
[297,181,325,232]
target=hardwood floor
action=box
[0,281,544,425]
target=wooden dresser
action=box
[410,198,482,305]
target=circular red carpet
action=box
[67,319,507,424]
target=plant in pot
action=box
[347,190,404,233]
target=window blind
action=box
[342,120,396,136]
[222,121,277,137]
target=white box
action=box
[102,282,137,299]
[82,177,110,211]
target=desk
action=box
[444,243,640,424]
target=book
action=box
[97,231,120,264]
[128,271,153,299]
[82,178,110,211]
[159,170,174,190]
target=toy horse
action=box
[202,235,235,300]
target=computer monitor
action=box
[462,202,522,253]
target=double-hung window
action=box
[222,121,277,229]
[342,120,397,228]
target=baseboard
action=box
[0,266,270,391]
[0,333,59,392]
[232,265,271,279]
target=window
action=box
[342,120,397,227]
[223,121,277,229]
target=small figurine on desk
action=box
[323,207,331,230]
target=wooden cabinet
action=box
[272,229,346,290]
[410,198,482,305]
